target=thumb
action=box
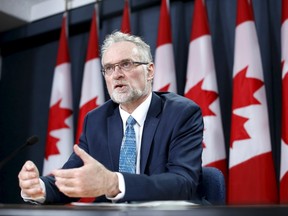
[25,160,37,172]
[74,145,93,165]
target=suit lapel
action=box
[107,107,123,171]
[106,93,163,173]
[140,93,162,173]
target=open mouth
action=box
[114,84,127,91]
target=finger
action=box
[19,164,38,182]
[23,186,45,198]
[19,177,40,189]
[55,183,78,197]
[52,168,79,179]
[54,176,80,197]
[73,145,93,165]
[54,175,78,186]
[19,177,44,198]
[18,169,38,181]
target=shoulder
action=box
[153,91,200,110]
[85,99,118,119]
[151,92,203,132]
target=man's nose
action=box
[114,64,121,71]
[112,65,124,76]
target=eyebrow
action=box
[104,58,132,66]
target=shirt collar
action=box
[119,92,152,126]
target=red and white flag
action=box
[184,0,227,179]
[228,0,278,204]
[280,0,288,204]
[121,0,131,34]
[75,5,104,144]
[43,12,73,175]
[153,0,177,93]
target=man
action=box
[18,31,204,204]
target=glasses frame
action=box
[102,59,149,76]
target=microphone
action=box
[0,135,39,169]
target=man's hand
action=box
[18,161,45,199]
[52,145,120,198]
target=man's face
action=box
[102,41,153,105]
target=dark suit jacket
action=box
[42,92,203,204]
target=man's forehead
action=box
[103,42,138,63]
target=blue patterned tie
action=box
[119,115,137,173]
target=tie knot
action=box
[126,115,136,126]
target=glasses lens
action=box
[103,60,136,75]
[104,65,113,75]
[120,60,133,71]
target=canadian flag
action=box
[280,0,288,204]
[75,5,105,144]
[228,0,278,204]
[153,0,177,93]
[121,0,131,34]
[184,0,226,180]
[43,12,73,175]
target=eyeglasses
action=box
[102,59,149,76]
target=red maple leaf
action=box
[158,83,170,92]
[230,66,264,148]
[185,79,218,116]
[45,99,73,159]
[75,97,99,143]
[232,66,263,110]
[230,113,250,148]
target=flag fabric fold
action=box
[153,0,177,93]
[43,12,74,176]
[280,0,288,204]
[228,0,278,204]
[184,0,227,182]
[121,0,131,34]
[76,4,105,144]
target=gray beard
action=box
[110,84,150,104]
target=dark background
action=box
[0,0,282,203]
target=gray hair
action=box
[101,31,153,63]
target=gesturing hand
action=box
[51,145,120,198]
[18,160,45,199]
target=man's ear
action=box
[147,63,154,81]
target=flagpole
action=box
[64,0,69,36]
[65,0,70,12]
